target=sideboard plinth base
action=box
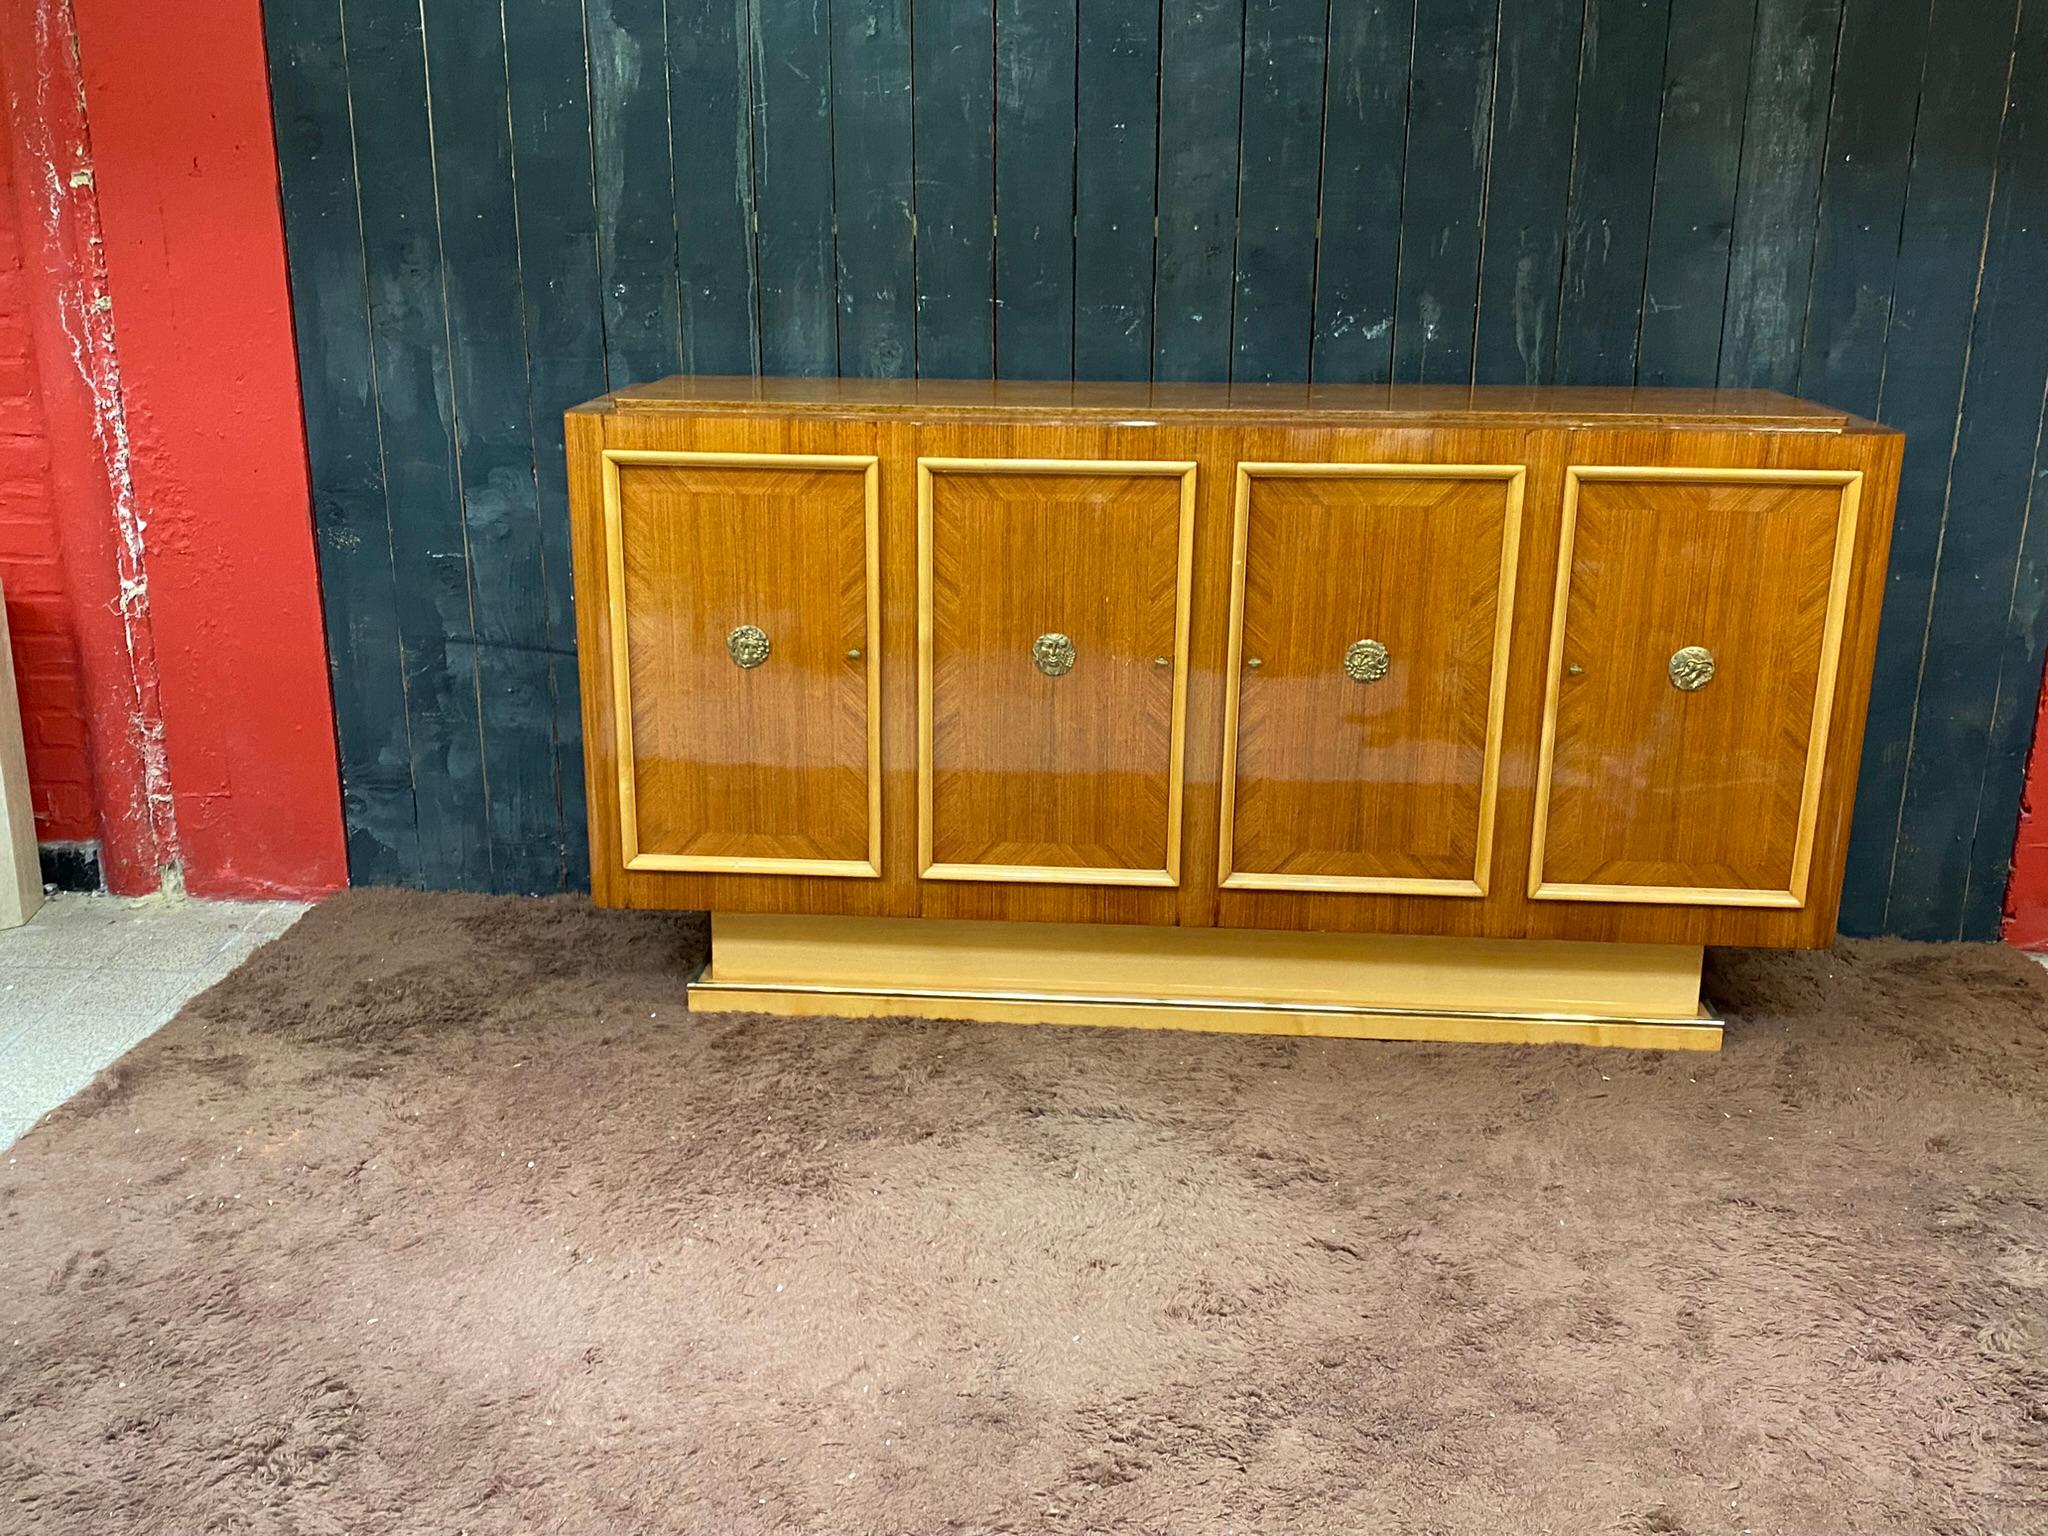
[687,915,1722,1053]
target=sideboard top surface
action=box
[584,376,1888,434]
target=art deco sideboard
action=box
[566,378,1902,1051]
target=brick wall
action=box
[0,97,97,844]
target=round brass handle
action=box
[1669,645,1715,692]
[1032,632,1076,677]
[1344,638,1390,684]
[727,625,771,669]
[1246,657,1264,670]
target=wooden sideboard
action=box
[567,378,1902,1051]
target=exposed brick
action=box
[0,105,97,845]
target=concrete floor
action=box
[0,893,305,1151]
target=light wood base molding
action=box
[688,915,1722,1052]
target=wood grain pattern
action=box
[1219,463,1523,896]
[266,0,419,884]
[1531,467,1861,905]
[918,454,1195,885]
[568,393,1900,951]
[605,377,1856,425]
[607,451,880,875]
[1837,0,2022,935]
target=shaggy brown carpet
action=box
[4,893,2048,1533]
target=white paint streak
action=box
[24,0,178,880]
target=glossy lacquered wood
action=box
[607,375,1860,429]
[604,450,880,876]
[1531,467,1861,907]
[568,383,1902,949]
[917,451,1196,886]
[1219,461,1523,897]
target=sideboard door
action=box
[1531,466,1863,907]
[602,449,880,876]
[1219,462,1525,897]
[919,454,1196,886]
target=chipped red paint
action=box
[0,0,345,898]
[0,0,170,892]
[65,0,347,898]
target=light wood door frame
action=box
[601,447,884,877]
[1529,464,1864,907]
[916,455,1199,887]
[1217,460,1526,898]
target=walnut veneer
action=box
[569,380,1899,958]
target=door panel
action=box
[919,456,1196,885]
[1220,463,1524,895]
[606,449,880,875]
[1531,466,1862,905]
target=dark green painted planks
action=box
[266,0,2048,939]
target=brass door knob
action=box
[1032,633,1076,677]
[727,625,771,669]
[1344,638,1390,684]
[1668,645,1715,692]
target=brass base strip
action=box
[687,978,1722,1052]
[689,914,1722,1052]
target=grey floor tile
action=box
[0,967,92,1023]
[97,927,244,971]
[38,1007,173,1057]
[0,926,97,966]
[0,895,307,1153]
[67,967,202,1015]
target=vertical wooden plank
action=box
[505,0,608,891]
[831,0,916,377]
[422,0,560,893]
[1310,0,1410,382]
[1154,0,1245,381]
[1471,0,1583,386]
[1797,0,1926,926]
[1554,0,1672,386]
[1890,4,2046,938]
[1391,0,1497,383]
[585,0,682,385]
[1838,0,2018,936]
[992,0,1078,378]
[670,0,761,375]
[752,0,839,373]
[1635,0,1756,387]
[1798,0,1931,417]
[1073,0,1161,380]
[910,0,995,377]
[1969,396,2048,937]
[1231,0,1328,383]
[1717,0,1843,390]
[341,0,491,890]
[265,0,419,885]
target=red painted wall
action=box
[66,0,346,899]
[0,96,96,844]
[2005,671,2048,948]
[0,0,345,899]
